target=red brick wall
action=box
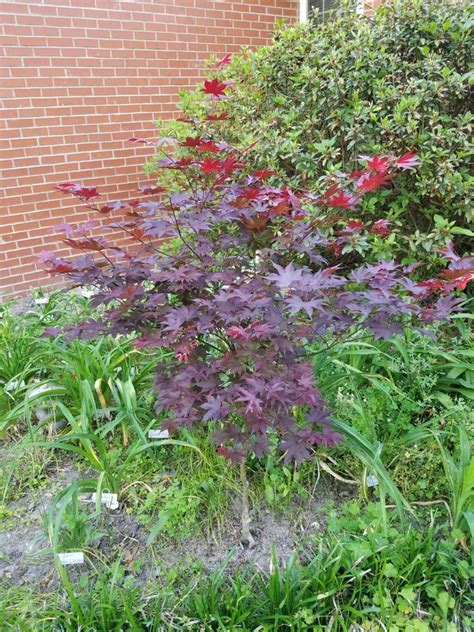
[0,0,298,297]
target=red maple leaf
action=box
[222,156,244,174]
[180,136,203,148]
[241,214,269,231]
[440,268,473,291]
[199,158,222,174]
[325,189,357,208]
[396,152,421,170]
[56,182,77,193]
[271,200,291,216]
[174,158,193,168]
[359,154,390,174]
[215,53,232,68]
[63,237,116,252]
[202,78,227,98]
[114,285,142,300]
[131,227,146,240]
[418,279,447,292]
[99,201,127,214]
[240,187,263,200]
[205,112,229,121]
[252,169,276,180]
[349,169,366,180]
[138,185,165,195]
[226,326,251,341]
[56,183,100,200]
[451,274,472,290]
[76,187,100,200]
[347,220,365,230]
[48,261,76,274]
[216,446,245,463]
[442,268,474,281]
[196,140,221,153]
[370,219,390,236]
[356,172,393,193]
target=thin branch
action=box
[170,206,203,262]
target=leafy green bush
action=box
[174,0,473,267]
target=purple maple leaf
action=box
[201,395,229,422]
[281,431,316,465]
[267,262,305,289]
[285,295,324,317]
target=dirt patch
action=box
[0,458,351,589]
[0,464,83,588]
[148,489,340,577]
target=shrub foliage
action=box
[181,0,473,265]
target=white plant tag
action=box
[35,297,49,305]
[91,492,119,510]
[367,474,379,488]
[29,383,62,398]
[78,289,95,298]
[148,429,169,439]
[58,551,84,565]
[5,380,26,392]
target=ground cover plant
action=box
[1,2,473,629]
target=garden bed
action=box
[1,2,472,628]
[0,291,472,630]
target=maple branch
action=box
[239,459,255,548]
[170,206,203,262]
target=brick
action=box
[0,0,299,297]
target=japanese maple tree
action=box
[43,75,473,545]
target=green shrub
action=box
[173,0,473,268]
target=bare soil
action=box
[0,459,351,589]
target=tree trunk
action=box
[239,458,255,547]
